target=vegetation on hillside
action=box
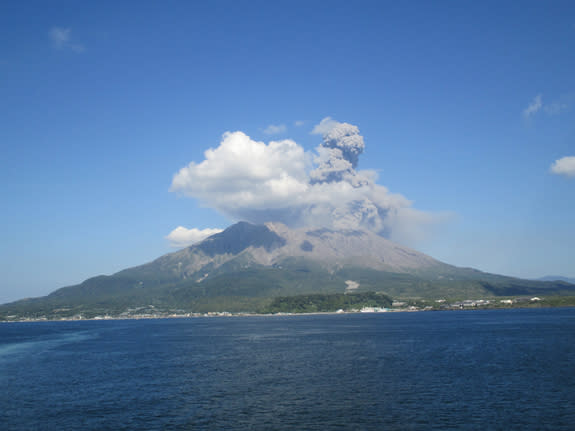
[262,292,392,314]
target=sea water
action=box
[1,308,574,430]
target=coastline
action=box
[2,300,575,323]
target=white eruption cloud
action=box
[166,226,223,248]
[262,124,287,135]
[170,118,448,245]
[311,116,339,135]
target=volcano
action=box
[2,222,574,318]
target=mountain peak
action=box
[196,221,286,256]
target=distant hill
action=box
[2,221,574,319]
[537,276,575,284]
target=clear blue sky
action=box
[1,0,574,303]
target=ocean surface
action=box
[1,308,574,430]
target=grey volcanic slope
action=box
[108,221,448,286]
[110,221,449,287]
[262,222,443,271]
[2,222,575,316]
[196,222,286,256]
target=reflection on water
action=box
[0,330,95,361]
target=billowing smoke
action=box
[170,118,447,246]
[310,121,365,184]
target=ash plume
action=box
[170,118,447,246]
[310,121,365,184]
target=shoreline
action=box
[2,302,574,324]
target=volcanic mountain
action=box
[2,221,574,317]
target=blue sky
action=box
[1,1,574,303]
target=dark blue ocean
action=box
[1,308,574,430]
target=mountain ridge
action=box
[1,221,574,318]
[537,275,575,284]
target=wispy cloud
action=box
[550,156,575,178]
[544,93,573,115]
[49,27,84,53]
[262,124,287,135]
[523,94,542,118]
[294,120,305,127]
[165,226,223,248]
[523,93,573,118]
[310,116,339,135]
